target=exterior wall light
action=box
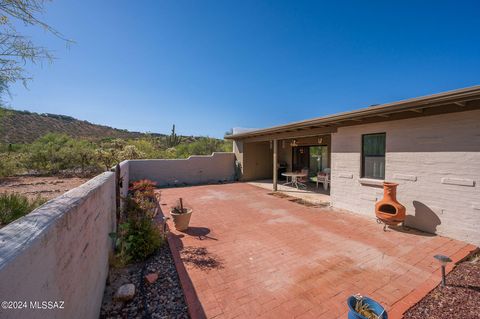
[434,254,452,287]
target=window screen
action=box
[362,133,386,179]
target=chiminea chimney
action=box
[375,182,406,230]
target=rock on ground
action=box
[114,284,135,302]
[100,244,189,319]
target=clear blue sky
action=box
[8,0,480,138]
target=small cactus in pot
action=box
[170,198,192,231]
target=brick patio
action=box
[159,183,476,319]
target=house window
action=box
[362,133,386,179]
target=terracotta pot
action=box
[170,208,193,231]
[375,182,406,226]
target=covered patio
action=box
[160,182,475,319]
[233,129,333,193]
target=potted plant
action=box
[170,198,192,231]
[347,294,387,319]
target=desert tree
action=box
[0,0,71,103]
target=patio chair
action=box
[316,168,331,190]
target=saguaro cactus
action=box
[166,124,181,147]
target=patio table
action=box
[281,172,308,189]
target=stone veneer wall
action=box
[330,109,480,245]
[0,172,116,319]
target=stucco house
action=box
[226,85,480,245]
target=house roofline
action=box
[225,85,480,140]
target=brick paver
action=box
[159,183,476,319]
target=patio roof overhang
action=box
[225,85,480,142]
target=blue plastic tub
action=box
[347,295,388,319]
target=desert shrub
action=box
[25,133,100,176]
[175,137,232,158]
[68,139,100,176]
[3,131,232,177]
[0,152,25,177]
[129,179,156,195]
[110,180,162,265]
[26,133,75,174]
[127,138,162,158]
[115,217,162,263]
[129,179,157,216]
[119,145,146,160]
[0,193,47,226]
[96,139,146,170]
[95,139,126,170]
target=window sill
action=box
[359,178,384,186]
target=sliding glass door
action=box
[292,145,329,177]
[309,146,329,176]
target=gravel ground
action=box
[100,244,189,319]
[404,255,480,319]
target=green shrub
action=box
[24,133,100,176]
[0,193,47,226]
[26,133,76,174]
[0,152,24,177]
[109,183,162,265]
[174,137,232,158]
[116,218,162,263]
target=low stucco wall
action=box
[0,172,116,319]
[128,152,236,187]
[330,110,480,245]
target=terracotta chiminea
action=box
[375,182,406,229]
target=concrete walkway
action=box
[160,183,476,319]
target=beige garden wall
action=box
[0,172,116,319]
[128,152,236,187]
[330,109,480,245]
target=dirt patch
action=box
[268,191,329,208]
[0,176,89,200]
[404,255,480,319]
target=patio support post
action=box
[273,139,278,191]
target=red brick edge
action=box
[166,232,207,319]
[388,244,479,319]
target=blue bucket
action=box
[347,295,388,319]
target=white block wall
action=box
[0,172,116,319]
[331,109,480,245]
